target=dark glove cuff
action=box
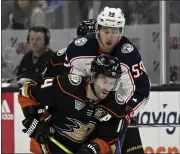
[79,142,100,154]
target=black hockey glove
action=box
[76,139,112,154]
[123,105,134,125]
[22,118,54,144]
[76,142,100,154]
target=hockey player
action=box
[18,54,127,154]
[41,19,96,78]
[76,19,96,37]
[43,7,151,154]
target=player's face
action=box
[28,31,45,53]
[98,27,121,53]
[93,74,117,99]
[18,0,29,9]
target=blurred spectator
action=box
[2,0,14,29]
[127,1,159,25]
[7,0,48,29]
[78,0,90,21]
[169,1,180,23]
[16,26,54,85]
[38,0,62,28]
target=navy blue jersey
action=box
[43,33,150,116]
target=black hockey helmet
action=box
[90,54,122,82]
[76,19,96,37]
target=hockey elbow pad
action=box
[77,139,111,154]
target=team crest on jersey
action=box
[121,43,134,53]
[57,48,67,56]
[115,92,125,105]
[74,38,87,46]
[94,108,112,121]
[68,74,82,86]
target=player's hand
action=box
[22,118,53,144]
[76,139,112,154]
[130,116,138,125]
[123,106,133,125]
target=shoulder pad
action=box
[66,34,97,61]
[115,91,126,105]
[56,48,67,56]
[50,48,67,65]
[68,74,82,86]
[56,74,86,101]
[97,92,126,119]
[116,36,142,66]
[121,43,134,53]
[74,37,88,46]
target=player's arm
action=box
[120,45,151,117]
[68,38,89,76]
[18,77,59,119]
[18,77,60,143]
[42,48,71,78]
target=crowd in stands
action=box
[2,0,180,30]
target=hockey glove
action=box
[76,139,112,154]
[124,105,134,125]
[22,118,53,144]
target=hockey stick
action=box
[42,115,73,153]
[114,123,180,153]
[115,119,128,154]
[48,136,73,154]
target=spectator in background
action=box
[8,0,48,29]
[16,26,54,85]
[2,0,14,29]
[38,0,62,28]
[78,0,90,21]
[127,1,159,24]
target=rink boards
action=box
[1,90,180,153]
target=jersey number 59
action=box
[132,61,146,78]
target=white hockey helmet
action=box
[97,6,125,33]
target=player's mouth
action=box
[102,91,108,95]
[106,42,112,46]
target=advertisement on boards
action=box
[1,92,180,153]
[1,93,14,153]
[138,92,180,153]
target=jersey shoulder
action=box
[97,91,126,119]
[115,36,142,65]
[66,33,98,61]
[57,74,87,99]
[50,48,67,65]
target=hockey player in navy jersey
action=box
[41,19,96,77]
[43,6,151,154]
